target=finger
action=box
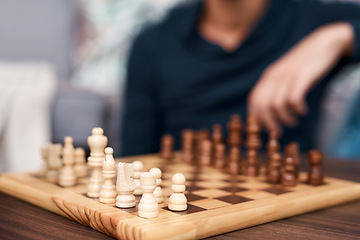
[260,107,282,135]
[287,77,310,115]
[289,98,307,115]
[248,85,282,135]
[248,78,273,114]
[249,98,282,135]
[287,95,308,116]
[271,79,298,127]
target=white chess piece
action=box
[46,144,62,183]
[74,147,88,178]
[138,172,159,218]
[168,173,187,211]
[149,168,164,203]
[99,147,117,205]
[133,160,144,195]
[116,162,136,208]
[40,144,49,178]
[87,127,108,198]
[59,136,77,187]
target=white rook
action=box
[138,172,159,218]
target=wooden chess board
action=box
[1,153,360,240]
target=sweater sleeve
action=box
[120,33,161,156]
[305,0,360,61]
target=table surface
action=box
[0,158,360,240]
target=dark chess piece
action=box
[212,124,224,145]
[245,149,259,177]
[195,129,210,156]
[245,114,262,151]
[267,131,280,159]
[181,129,195,163]
[282,156,297,187]
[227,114,243,148]
[228,147,241,174]
[267,152,282,184]
[160,134,174,160]
[245,115,262,175]
[308,150,324,186]
[214,143,226,169]
[290,142,300,178]
[196,129,210,161]
[200,140,212,166]
[285,142,300,178]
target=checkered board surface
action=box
[1,153,360,240]
[129,161,294,216]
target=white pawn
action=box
[116,162,136,208]
[59,136,77,187]
[46,144,62,183]
[74,147,88,178]
[149,168,164,203]
[168,173,187,211]
[133,160,144,195]
[138,172,159,218]
[99,147,117,205]
[40,144,49,178]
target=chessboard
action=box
[1,152,360,240]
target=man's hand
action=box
[248,22,355,134]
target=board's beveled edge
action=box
[121,180,360,239]
[1,164,360,240]
[0,172,66,216]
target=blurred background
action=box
[0,0,359,172]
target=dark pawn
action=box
[228,147,241,175]
[212,124,223,146]
[267,152,282,184]
[245,149,259,177]
[214,143,226,169]
[267,131,280,159]
[181,129,195,163]
[227,114,243,148]
[245,114,262,151]
[285,142,300,178]
[160,134,174,160]
[200,140,212,166]
[282,156,297,187]
[308,150,324,186]
[196,129,210,160]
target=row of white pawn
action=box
[40,136,88,186]
[100,148,187,219]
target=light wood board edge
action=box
[0,172,66,216]
[115,179,360,239]
[0,172,196,240]
[1,172,360,240]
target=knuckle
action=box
[248,94,264,110]
[248,93,256,104]
[259,101,270,113]
[264,64,276,75]
[287,96,301,108]
[263,63,282,79]
[270,100,282,112]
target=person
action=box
[121,0,360,156]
